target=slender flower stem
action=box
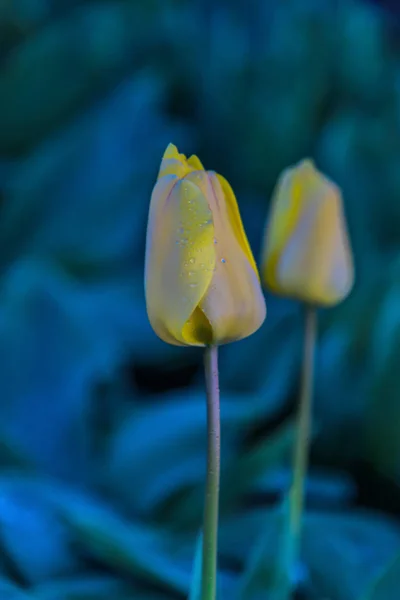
[288,306,317,585]
[201,345,221,600]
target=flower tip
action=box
[297,158,316,173]
[187,153,205,171]
[163,143,181,159]
[158,144,190,180]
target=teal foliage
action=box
[0,0,399,598]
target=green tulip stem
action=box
[289,305,317,583]
[201,344,221,600]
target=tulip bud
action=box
[145,144,266,346]
[261,159,354,306]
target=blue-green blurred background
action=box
[1,0,400,598]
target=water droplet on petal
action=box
[213,237,218,244]
[221,258,226,263]
[189,282,198,288]
[176,237,189,247]
[189,257,195,264]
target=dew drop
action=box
[189,282,198,288]
[188,271,195,277]
[221,258,226,263]
[189,257,195,264]
[213,237,218,244]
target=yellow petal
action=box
[260,160,310,294]
[157,144,187,180]
[163,143,181,159]
[157,144,202,181]
[261,159,354,305]
[182,306,213,346]
[187,154,205,171]
[145,174,216,346]
[216,173,259,278]
[183,171,266,344]
[276,184,354,305]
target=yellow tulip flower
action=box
[145,144,266,346]
[261,159,354,306]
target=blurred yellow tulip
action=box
[145,144,266,346]
[261,159,354,306]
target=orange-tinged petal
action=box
[145,174,216,346]
[182,171,266,344]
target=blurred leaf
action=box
[0,2,162,154]
[219,507,400,600]
[57,493,191,595]
[218,507,282,570]
[229,469,356,600]
[0,1,86,56]
[0,259,134,481]
[1,72,187,269]
[361,551,400,600]
[220,298,301,398]
[222,419,296,503]
[335,2,390,103]
[237,497,294,600]
[314,286,381,465]
[166,417,297,530]
[364,270,400,481]
[0,477,76,585]
[106,389,255,518]
[253,467,356,508]
[303,511,400,600]
[236,478,353,600]
[0,432,32,471]
[188,531,203,600]
[0,577,31,599]
[33,575,137,600]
